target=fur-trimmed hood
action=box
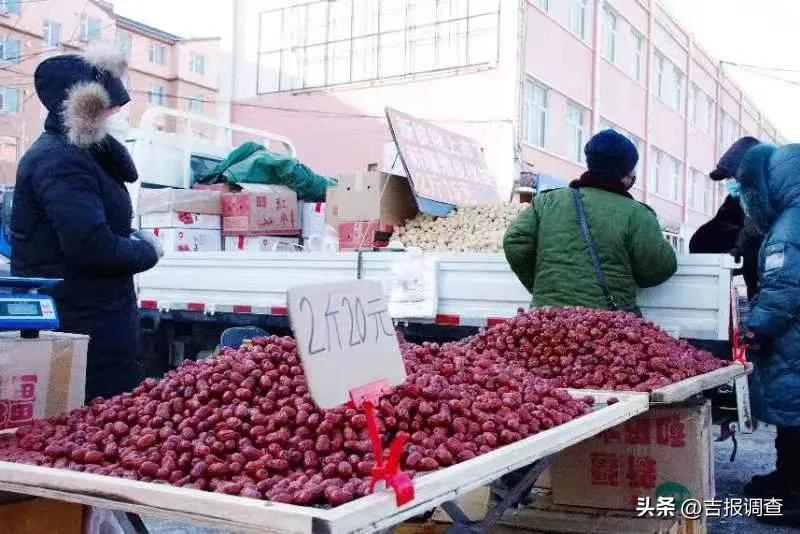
[35,43,130,148]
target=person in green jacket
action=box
[504,130,677,311]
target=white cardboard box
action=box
[148,228,222,252]
[140,212,221,230]
[224,235,301,252]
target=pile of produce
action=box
[394,204,527,252]
[0,307,727,508]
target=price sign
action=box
[287,280,407,409]
[386,107,500,207]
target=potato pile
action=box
[395,204,527,252]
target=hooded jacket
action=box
[738,143,800,426]
[11,45,158,399]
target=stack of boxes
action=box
[136,172,419,253]
[138,189,223,252]
[221,185,301,251]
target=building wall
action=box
[0,0,222,184]
[230,0,522,199]
[227,0,782,243]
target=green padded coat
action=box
[503,187,678,310]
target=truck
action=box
[126,108,740,379]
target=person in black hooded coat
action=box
[690,136,763,299]
[11,45,162,400]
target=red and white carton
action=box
[221,185,299,236]
[224,235,301,252]
[0,332,88,431]
[140,212,221,230]
[338,220,393,251]
[148,228,222,252]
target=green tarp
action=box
[197,142,337,202]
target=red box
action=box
[338,221,393,251]
[221,186,299,236]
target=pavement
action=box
[143,425,798,534]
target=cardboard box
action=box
[0,332,88,431]
[301,202,326,239]
[224,235,301,252]
[551,400,713,511]
[148,228,222,253]
[326,172,417,228]
[338,220,393,251]
[0,498,84,534]
[138,188,221,215]
[221,185,299,236]
[192,183,237,193]
[140,212,221,230]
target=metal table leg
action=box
[444,456,552,534]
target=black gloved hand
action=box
[742,331,770,356]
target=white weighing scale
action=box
[0,277,61,338]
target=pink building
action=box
[230,0,783,247]
[0,0,222,184]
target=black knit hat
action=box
[710,136,762,181]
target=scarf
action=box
[569,171,633,199]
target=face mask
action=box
[726,180,741,198]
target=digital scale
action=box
[0,277,61,337]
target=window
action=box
[631,30,644,82]
[0,0,20,15]
[188,95,204,113]
[654,52,665,99]
[670,157,682,201]
[148,84,165,106]
[566,102,587,163]
[536,0,550,12]
[649,148,661,194]
[149,43,166,66]
[687,169,698,209]
[705,94,714,135]
[190,53,205,75]
[0,86,19,113]
[117,32,132,57]
[80,16,102,42]
[0,136,17,162]
[672,66,685,114]
[570,0,588,41]
[703,178,713,214]
[523,80,548,148]
[257,0,500,93]
[43,21,61,47]
[602,7,617,63]
[0,38,20,64]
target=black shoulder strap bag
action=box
[570,187,619,311]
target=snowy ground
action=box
[143,426,794,533]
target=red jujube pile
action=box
[0,307,727,507]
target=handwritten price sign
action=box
[386,107,500,207]
[287,281,407,409]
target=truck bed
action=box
[137,252,736,341]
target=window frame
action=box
[536,0,550,12]
[631,30,644,82]
[149,43,167,66]
[117,32,132,58]
[188,94,204,114]
[0,86,20,113]
[670,157,682,201]
[570,0,589,41]
[566,101,587,163]
[672,66,685,114]
[190,52,206,75]
[523,79,549,149]
[43,20,62,48]
[81,16,102,42]
[148,84,166,106]
[602,7,617,63]
[0,0,20,15]
[0,37,20,64]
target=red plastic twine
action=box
[363,400,414,506]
